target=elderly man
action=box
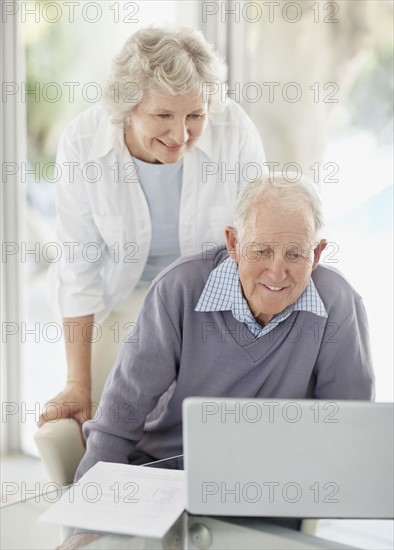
[76,174,374,480]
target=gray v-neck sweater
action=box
[76,247,374,480]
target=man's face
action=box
[124,88,208,164]
[225,200,327,326]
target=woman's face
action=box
[124,88,208,164]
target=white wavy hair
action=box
[102,26,228,126]
[234,174,325,239]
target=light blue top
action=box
[132,156,183,283]
[195,256,327,338]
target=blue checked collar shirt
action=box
[195,257,328,338]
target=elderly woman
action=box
[38,26,265,427]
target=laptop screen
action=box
[183,398,393,518]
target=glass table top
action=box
[1,456,391,550]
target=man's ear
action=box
[225,226,240,263]
[312,239,328,270]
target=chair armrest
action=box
[300,519,318,535]
[34,419,86,485]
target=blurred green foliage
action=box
[25,1,87,176]
[347,49,393,145]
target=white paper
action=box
[38,462,186,539]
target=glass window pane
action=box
[242,0,393,401]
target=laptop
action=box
[182,398,394,518]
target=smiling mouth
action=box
[262,284,286,292]
[157,139,185,150]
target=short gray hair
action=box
[234,174,325,238]
[102,26,227,126]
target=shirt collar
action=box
[87,108,124,162]
[195,256,328,338]
[193,118,213,160]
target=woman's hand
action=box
[38,314,95,430]
[37,383,92,428]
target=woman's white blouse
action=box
[54,99,266,322]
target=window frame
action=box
[1,13,27,453]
